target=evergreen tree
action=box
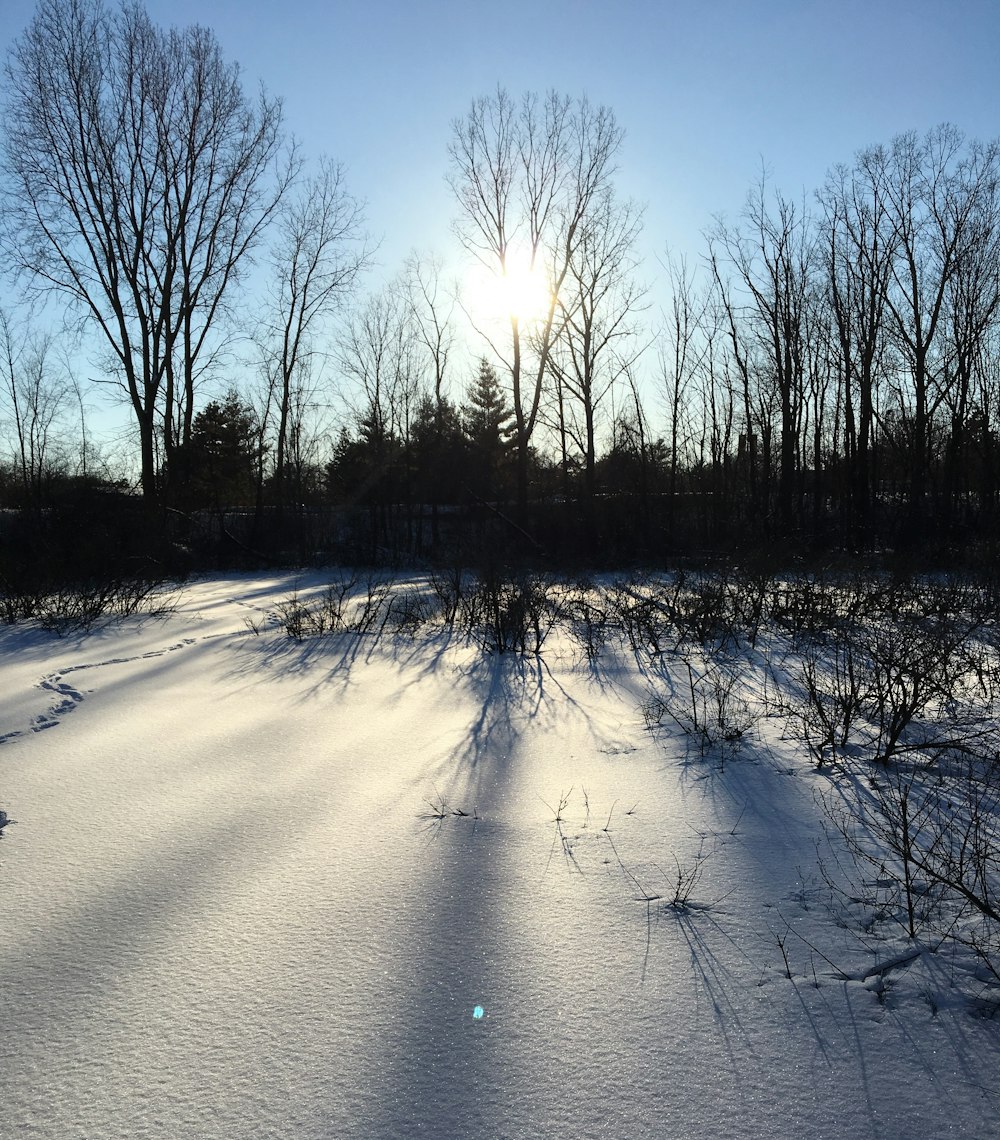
[410,394,466,505]
[461,359,514,500]
[172,390,259,509]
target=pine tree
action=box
[173,390,259,508]
[411,395,466,500]
[461,359,514,499]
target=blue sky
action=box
[2,0,998,443]
[6,0,996,278]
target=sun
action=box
[464,246,553,326]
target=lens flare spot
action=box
[472,1005,485,1020]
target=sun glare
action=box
[465,247,553,326]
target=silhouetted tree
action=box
[462,359,514,501]
[658,254,709,533]
[261,156,370,508]
[710,180,817,533]
[818,158,895,544]
[0,310,71,507]
[336,285,421,555]
[403,251,456,543]
[408,393,466,551]
[448,88,625,527]
[173,390,259,510]
[546,189,646,542]
[873,127,1000,535]
[2,0,291,503]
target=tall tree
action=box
[818,158,895,543]
[658,253,708,530]
[870,127,1000,529]
[462,357,514,501]
[403,251,455,542]
[2,0,290,502]
[710,181,817,531]
[0,309,70,506]
[336,284,420,554]
[940,184,1000,529]
[448,88,625,526]
[547,189,645,535]
[262,156,370,507]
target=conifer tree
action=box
[177,391,260,509]
[461,359,514,499]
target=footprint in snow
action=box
[600,743,637,756]
[1,638,200,749]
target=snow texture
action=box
[1,572,998,1139]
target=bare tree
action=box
[686,290,739,535]
[448,88,625,525]
[817,159,895,543]
[710,180,817,531]
[868,127,1000,529]
[939,157,1000,531]
[659,254,709,529]
[0,310,71,505]
[546,189,645,532]
[336,283,421,555]
[261,156,370,506]
[2,0,291,503]
[338,285,418,445]
[403,251,455,412]
[403,251,456,544]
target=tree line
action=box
[3,0,1000,569]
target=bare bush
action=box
[607,578,678,656]
[428,565,467,627]
[672,570,740,648]
[644,657,755,759]
[863,613,990,765]
[825,755,1000,974]
[275,593,312,641]
[794,630,871,766]
[276,573,401,641]
[317,576,358,630]
[353,574,394,635]
[463,570,563,655]
[770,574,845,641]
[565,586,609,661]
[383,587,435,637]
[783,572,1000,768]
[0,576,172,633]
[728,568,772,648]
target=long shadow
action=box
[242,582,1000,1137]
[344,650,545,1139]
[2,581,648,1132]
[336,625,670,1137]
[21,572,993,1137]
[635,633,1000,1134]
[0,732,354,1110]
[669,906,760,1066]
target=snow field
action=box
[1,572,998,1138]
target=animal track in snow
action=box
[600,743,637,756]
[0,638,199,747]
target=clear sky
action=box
[5,0,998,278]
[1,0,998,442]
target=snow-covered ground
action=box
[1,572,999,1139]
